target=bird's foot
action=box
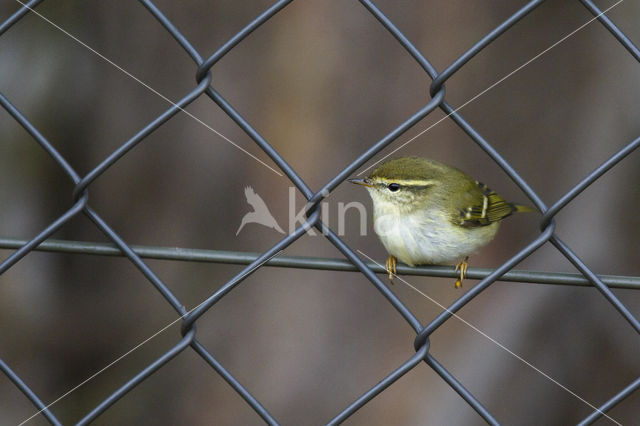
[454,257,469,289]
[385,255,397,283]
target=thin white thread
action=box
[358,0,624,176]
[18,250,283,425]
[356,250,620,426]
[12,0,283,177]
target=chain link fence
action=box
[1,0,639,424]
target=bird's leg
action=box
[385,255,397,282]
[454,257,469,289]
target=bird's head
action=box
[349,156,449,214]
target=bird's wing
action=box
[244,186,270,211]
[244,186,256,205]
[453,181,532,228]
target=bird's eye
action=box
[387,183,400,192]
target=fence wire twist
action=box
[1,0,639,424]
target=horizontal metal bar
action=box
[0,237,638,289]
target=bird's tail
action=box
[512,203,536,213]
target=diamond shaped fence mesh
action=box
[0,0,639,424]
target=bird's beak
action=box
[348,178,374,187]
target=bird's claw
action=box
[454,257,469,289]
[385,255,397,283]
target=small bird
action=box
[349,156,533,288]
[236,186,285,235]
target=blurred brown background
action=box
[0,0,639,424]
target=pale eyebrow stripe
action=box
[374,178,437,186]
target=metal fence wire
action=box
[1,0,639,424]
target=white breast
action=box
[373,207,499,266]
